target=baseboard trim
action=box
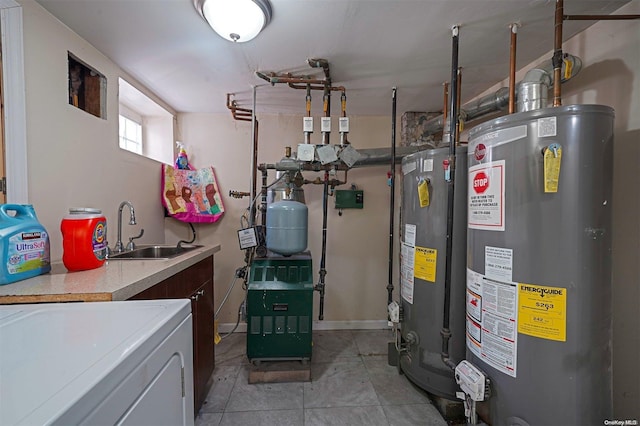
[217,320,389,334]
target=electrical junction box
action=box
[335,189,363,209]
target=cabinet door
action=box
[127,255,215,415]
[192,279,214,412]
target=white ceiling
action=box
[35,0,630,116]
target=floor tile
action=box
[199,365,240,413]
[311,330,360,363]
[195,412,222,426]
[198,331,450,426]
[353,329,394,356]
[214,332,246,366]
[382,404,448,426]
[363,355,432,405]
[219,409,303,426]
[305,405,389,426]
[305,360,380,408]
[225,365,304,412]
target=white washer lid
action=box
[0,299,191,425]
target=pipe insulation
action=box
[440,24,460,372]
[388,87,397,306]
[418,54,582,138]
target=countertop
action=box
[0,244,221,304]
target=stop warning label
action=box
[473,171,489,194]
[468,160,505,231]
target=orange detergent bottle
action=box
[61,208,107,271]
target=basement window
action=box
[118,78,174,164]
[68,53,106,119]
[119,115,142,155]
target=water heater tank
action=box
[266,200,308,256]
[465,104,614,425]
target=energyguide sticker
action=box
[517,283,567,341]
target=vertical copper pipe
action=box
[305,84,312,144]
[553,0,564,107]
[455,68,462,143]
[509,23,518,114]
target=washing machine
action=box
[0,299,194,425]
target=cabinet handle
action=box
[191,289,205,301]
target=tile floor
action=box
[195,329,449,426]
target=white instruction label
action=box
[401,243,415,304]
[404,224,417,247]
[468,160,506,231]
[485,246,513,283]
[423,158,434,172]
[466,268,518,377]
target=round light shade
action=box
[195,0,272,43]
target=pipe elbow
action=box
[522,67,552,87]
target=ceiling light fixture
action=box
[194,0,272,43]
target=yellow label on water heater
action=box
[518,283,566,341]
[414,246,437,282]
[544,145,562,193]
[418,179,430,207]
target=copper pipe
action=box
[255,71,328,86]
[226,94,252,122]
[227,92,259,213]
[553,0,564,107]
[509,23,518,114]
[287,82,345,91]
[564,14,640,21]
[307,58,331,81]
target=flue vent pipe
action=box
[418,54,581,139]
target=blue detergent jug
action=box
[0,204,51,285]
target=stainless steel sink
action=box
[108,245,201,260]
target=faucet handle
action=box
[126,228,144,251]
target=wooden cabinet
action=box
[129,256,214,414]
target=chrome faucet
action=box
[113,201,136,253]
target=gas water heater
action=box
[464,104,614,425]
[399,146,468,399]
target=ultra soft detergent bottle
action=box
[0,204,51,285]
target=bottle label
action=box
[92,220,107,260]
[8,230,50,274]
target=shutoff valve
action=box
[455,360,490,424]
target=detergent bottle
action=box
[0,204,51,285]
[61,208,107,271]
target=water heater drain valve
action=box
[455,360,490,424]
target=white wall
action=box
[463,2,639,417]
[171,113,395,326]
[18,0,174,261]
